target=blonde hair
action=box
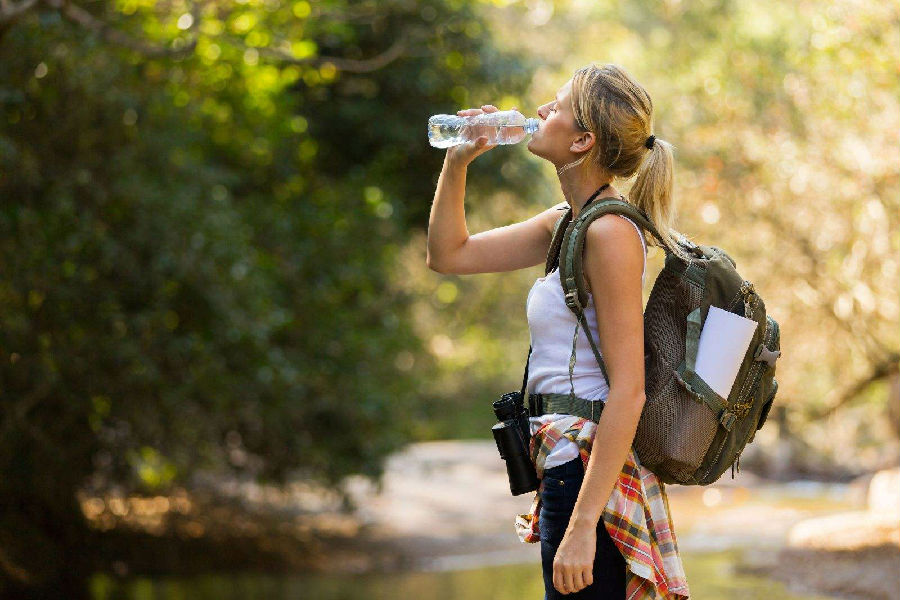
[570,63,694,261]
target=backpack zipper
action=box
[697,316,777,483]
[736,318,781,450]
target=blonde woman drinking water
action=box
[426,63,691,599]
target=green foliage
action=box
[0,0,536,593]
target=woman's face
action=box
[526,78,592,165]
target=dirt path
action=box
[84,439,898,598]
[341,443,862,553]
[334,440,899,598]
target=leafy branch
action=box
[1,0,410,71]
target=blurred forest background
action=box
[1,0,897,597]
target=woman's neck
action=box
[558,168,617,219]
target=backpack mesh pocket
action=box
[635,265,719,482]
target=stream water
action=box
[90,549,838,600]
[88,442,864,600]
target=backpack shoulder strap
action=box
[545,207,572,275]
[557,198,669,387]
[559,198,666,312]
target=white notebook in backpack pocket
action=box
[695,306,759,399]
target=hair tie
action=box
[645,135,656,150]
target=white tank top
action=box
[525,214,647,469]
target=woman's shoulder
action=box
[582,213,647,290]
[611,213,647,248]
[584,212,646,249]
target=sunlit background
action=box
[1,0,898,598]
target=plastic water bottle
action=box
[428,110,540,148]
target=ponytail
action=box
[629,137,695,262]
[570,63,695,262]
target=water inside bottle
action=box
[428,112,539,148]
[427,123,525,148]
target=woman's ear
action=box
[570,131,595,154]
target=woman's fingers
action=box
[554,559,593,594]
[554,562,571,594]
[552,567,563,594]
[572,568,589,592]
[471,136,487,149]
[445,133,496,167]
[456,104,502,116]
[474,135,497,151]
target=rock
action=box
[787,511,899,550]
[787,467,900,551]
[867,467,900,518]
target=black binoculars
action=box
[491,390,539,496]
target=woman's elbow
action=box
[426,253,446,273]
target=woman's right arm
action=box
[426,106,562,275]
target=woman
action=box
[426,63,690,599]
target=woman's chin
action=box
[527,146,548,161]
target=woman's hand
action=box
[553,523,597,594]
[445,104,517,168]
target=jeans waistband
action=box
[543,456,584,477]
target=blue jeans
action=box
[539,457,626,599]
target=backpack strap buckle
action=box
[741,280,758,319]
[753,343,781,367]
[564,290,581,310]
[528,392,544,418]
[718,409,737,432]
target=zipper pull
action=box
[740,280,756,320]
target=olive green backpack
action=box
[547,197,782,485]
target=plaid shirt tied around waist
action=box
[514,415,690,599]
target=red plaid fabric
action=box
[514,415,690,599]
